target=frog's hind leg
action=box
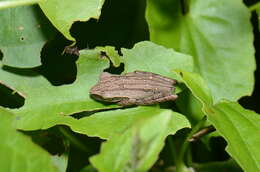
[137,94,178,105]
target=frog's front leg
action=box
[137,94,178,105]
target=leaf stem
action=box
[175,116,207,172]
[0,0,41,10]
[249,2,260,12]
[59,126,91,154]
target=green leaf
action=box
[210,102,260,172]
[60,106,189,139]
[176,91,205,126]
[90,108,190,172]
[176,71,212,105]
[0,41,192,131]
[176,71,260,172]
[0,107,59,172]
[39,0,105,41]
[96,46,121,67]
[0,49,115,130]
[0,5,55,68]
[146,0,256,103]
[122,41,193,79]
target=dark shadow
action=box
[35,33,78,86]
[21,125,102,160]
[21,125,103,172]
[2,65,39,77]
[71,104,135,119]
[192,137,230,163]
[21,126,67,155]
[70,0,149,50]
[104,62,125,74]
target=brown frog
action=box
[90,71,178,106]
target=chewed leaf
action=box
[0,41,192,131]
[39,0,105,41]
[0,49,115,130]
[0,5,56,68]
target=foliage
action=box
[0,0,259,172]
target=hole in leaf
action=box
[0,83,25,108]
[0,65,40,108]
[36,33,78,86]
[20,36,25,41]
[104,62,125,74]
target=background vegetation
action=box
[0,0,260,172]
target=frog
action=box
[90,71,178,106]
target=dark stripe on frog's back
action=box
[98,72,176,85]
[97,77,175,89]
[121,82,174,92]
[125,71,176,84]
[102,89,167,99]
[94,81,174,92]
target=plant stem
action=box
[249,2,260,12]
[175,116,207,172]
[0,0,41,10]
[59,126,91,154]
[168,137,188,172]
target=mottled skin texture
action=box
[90,71,178,106]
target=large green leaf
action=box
[39,0,105,41]
[211,102,260,172]
[0,5,55,68]
[146,0,255,103]
[58,106,189,140]
[176,71,260,172]
[0,49,115,130]
[90,108,190,172]
[0,42,193,172]
[0,107,60,172]
[0,41,192,131]
[122,41,193,79]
